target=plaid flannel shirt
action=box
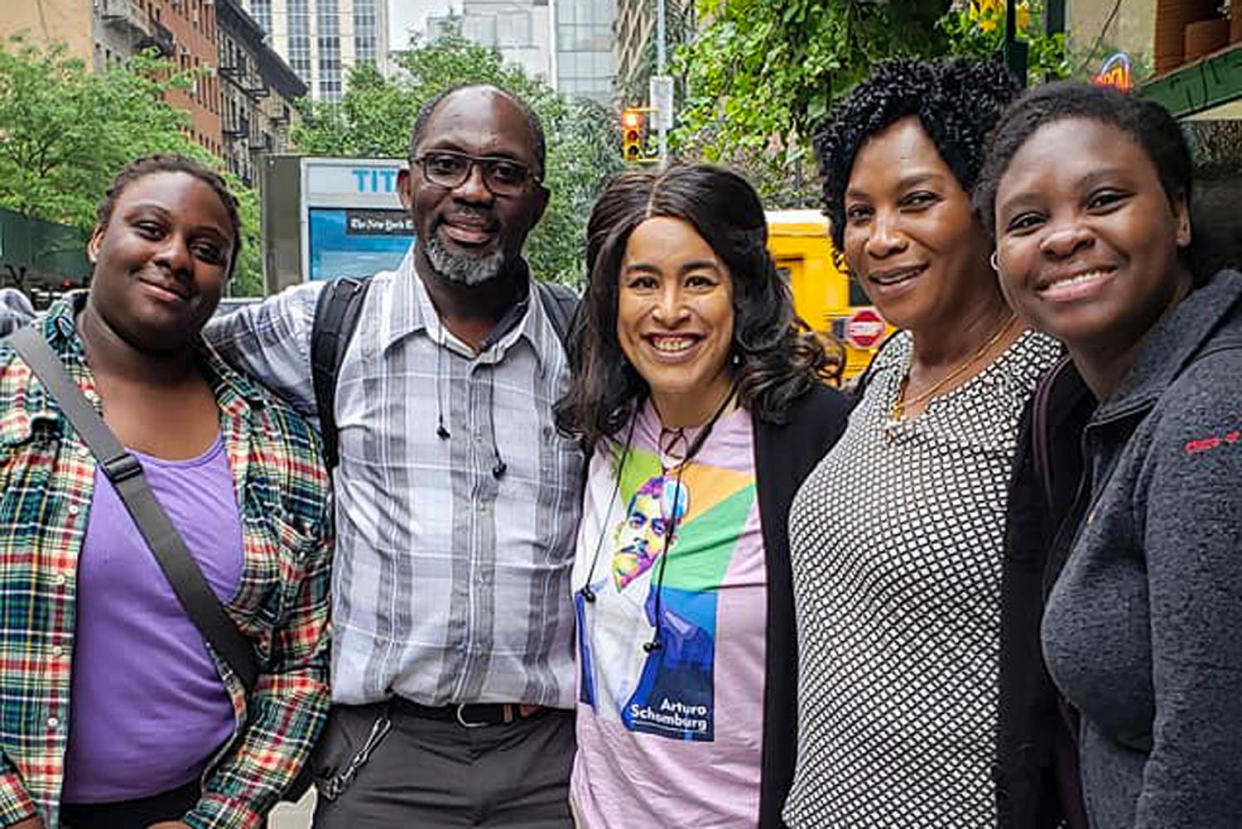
[0,296,333,828]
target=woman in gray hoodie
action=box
[979,82,1242,828]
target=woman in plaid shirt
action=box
[0,156,333,829]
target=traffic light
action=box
[621,107,644,162]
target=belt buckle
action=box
[455,702,494,729]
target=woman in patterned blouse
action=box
[783,58,1062,827]
[0,156,332,829]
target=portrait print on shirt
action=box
[577,450,757,742]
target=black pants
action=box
[311,702,575,828]
[61,779,200,829]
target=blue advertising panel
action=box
[308,208,414,280]
[300,158,413,282]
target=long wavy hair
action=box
[556,164,829,450]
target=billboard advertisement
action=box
[301,157,414,282]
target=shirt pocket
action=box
[233,506,317,658]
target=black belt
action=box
[390,697,544,728]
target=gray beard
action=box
[424,231,506,286]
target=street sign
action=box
[650,75,674,131]
[843,307,887,350]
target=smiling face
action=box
[87,171,234,351]
[841,116,994,333]
[400,87,548,285]
[616,217,735,421]
[994,117,1192,356]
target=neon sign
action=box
[1094,53,1132,92]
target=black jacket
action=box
[996,353,1093,829]
[753,383,851,828]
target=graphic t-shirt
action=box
[570,401,766,828]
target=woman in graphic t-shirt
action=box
[556,163,851,828]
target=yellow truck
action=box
[765,209,890,381]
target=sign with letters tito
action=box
[300,157,414,282]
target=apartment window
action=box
[354,0,377,65]
[250,0,272,35]
[318,0,342,101]
[287,0,311,82]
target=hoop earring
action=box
[989,251,1000,272]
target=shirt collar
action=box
[43,291,269,414]
[1095,269,1242,421]
[381,243,553,369]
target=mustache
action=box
[431,206,498,233]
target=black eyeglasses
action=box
[413,150,540,196]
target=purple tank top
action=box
[62,437,244,803]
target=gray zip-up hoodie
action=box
[1041,269,1242,828]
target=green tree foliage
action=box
[939,0,1069,84]
[670,0,1069,209]
[672,0,952,206]
[292,34,623,285]
[0,37,263,295]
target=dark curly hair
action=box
[97,154,242,277]
[974,82,1192,237]
[813,57,1021,255]
[556,164,829,450]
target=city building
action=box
[218,0,307,186]
[237,0,389,101]
[425,0,614,103]
[0,0,223,156]
[554,0,614,102]
[427,0,553,84]
[613,0,691,98]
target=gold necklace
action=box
[892,312,1018,421]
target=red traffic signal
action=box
[621,107,645,162]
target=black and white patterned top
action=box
[783,328,1061,828]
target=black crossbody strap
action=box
[9,326,258,694]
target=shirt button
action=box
[76,446,89,458]
[47,716,60,729]
[51,646,64,657]
[67,505,80,516]
[54,574,67,587]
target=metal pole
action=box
[657,0,668,162]
[1003,0,1028,88]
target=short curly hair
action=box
[813,57,1021,253]
[973,82,1192,239]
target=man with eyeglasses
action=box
[203,84,582,827]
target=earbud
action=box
[436,423,450,440]
[492,461,507,479]
[581,585,596,603]
[643,640,663,653]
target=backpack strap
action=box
[311,277,372,469]
[7,325,259,693]
[535,280,580,352]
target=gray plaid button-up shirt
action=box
[204,247,583,708]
